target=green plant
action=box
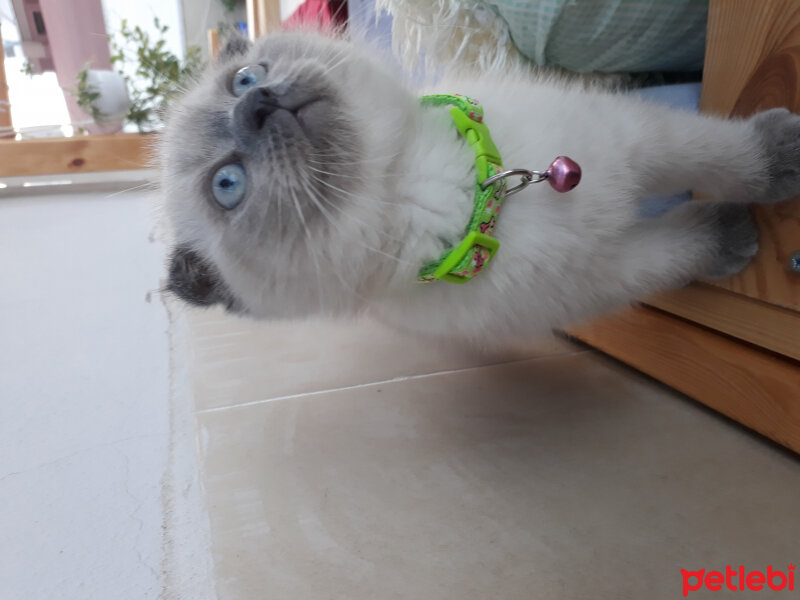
[111,17,204,131]
[20,61,35,77]
[74,62,103,123]
[219,0,238,11]
[74,17,204,132]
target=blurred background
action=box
[0,0,252,138]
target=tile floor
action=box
[183,307,800,600]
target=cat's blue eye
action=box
[232,64,267,97]
[212,163,247,210]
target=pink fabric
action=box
[284,0,347,30]
[37,0,118,133]
[20,0,53,70]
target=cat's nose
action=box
[233,87,280,133]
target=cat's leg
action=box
[681,202,760,280]
[632,107,800,205]
[589,202,758,303]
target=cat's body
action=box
[161,32,800,345]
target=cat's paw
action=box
[702,204,759,279]
[751,107,800,203]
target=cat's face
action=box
[161,33,415,318]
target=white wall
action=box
[101,0,185,59]
[0,183,214,599]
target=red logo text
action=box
[681,565,795,597]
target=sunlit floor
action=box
[2,188,799,600]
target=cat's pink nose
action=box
[545,156,581,192]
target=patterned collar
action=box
[417,94,507,284]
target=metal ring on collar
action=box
[480,168,546,197]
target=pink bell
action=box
[545,156,581,192]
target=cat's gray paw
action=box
[751,107,800,203]
[703,204,759,279]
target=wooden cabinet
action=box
[572,0,800,454]
[700,0,800,312]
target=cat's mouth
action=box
[233,87,329,148]
[293,99,325,137]
[258,101,325,146]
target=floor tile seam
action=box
[195,349,592,415]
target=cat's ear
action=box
[166,244,242,312]
[218,33,252,61]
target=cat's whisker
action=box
[323,44,350,66]
[308,172,406,212]
[288,182,328,313]
[296,178,370,303]
[101,180,155,200]
[301,40,351,75]
[299,172,413,269]
[305,165,386,181]
[289,38,351,82]
[307,172,376,200]
[211,229,256,289]
[307,152,401,165]
[295,173,379,303]
[307,142,402,163]
[306,209,412,271]
[271,139,285,258]
[319,53,351,77]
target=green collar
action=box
[417,94,507,284]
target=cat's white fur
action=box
[161,32,800,345]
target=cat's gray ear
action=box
[166,244,242,312]
[219,33,252,61]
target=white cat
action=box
[160,32,800,345]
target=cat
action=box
[160,31,800,345]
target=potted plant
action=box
[74,66,130,134]
[74,18,203,133]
